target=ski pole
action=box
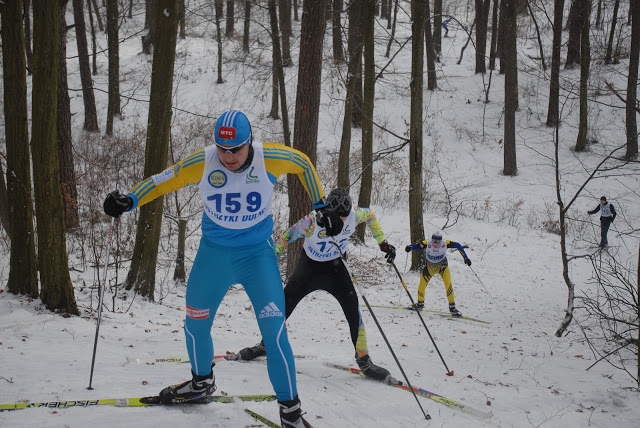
[389,262,454,376]
[88,216,116,390]
[468,266,510,321]
[331,240,431,421]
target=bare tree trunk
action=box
[489,0,498,70]
[126,0,179,299]
[142,0,155,53]
[526,0,546,70]
[226,0,235,37]
[502,0,517,175]
[90,0,103,31]
[215,0,224,83]
[268,0,291,145]
[546,0,564,126]
[433,0,442,58]
[356,0,375,242]
[1,0,39,297]
[23,0,34,74]
[626,0,639,159]
[87,0,98,74]
[575,0,591,152]
[286,0,327,277]
[424,0,437,89]
[243,0,250,52]
[475,0,487,73]
[173,218,187,282]
[279,0,292,66]
[409,0,426,271]
[179,0,185,39]
[106,0,121,136]
[73,0,99,132]
[565,0,582,69]
[605,0,620,64]
[31,0,79,315]
[349,0,363,128]
[58,0,80,230]
[332,0,344,63]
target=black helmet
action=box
[327,188,352,217]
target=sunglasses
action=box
[216,144,246,154]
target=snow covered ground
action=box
[1,1,639,427]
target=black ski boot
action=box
[279,396,312,428]
[355,353,391,381]
[449,303,462,317]
[237,340,266,361]
[158,365,216,404]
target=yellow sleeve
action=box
[263,143,326,208]
[354,207,387,244]
[128,149,205,209]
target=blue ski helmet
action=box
[327,188,352,217]
[214,110,252,147]
[431,231,443,242]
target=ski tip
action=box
[446,370,454,376]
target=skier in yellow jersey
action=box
[103,110,341,428]
[405,231,471,317]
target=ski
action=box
[363,305,490,324]
[244,408,282,427]
[324,362,493,420]
[0,394,276,412]
[132,353,313,365]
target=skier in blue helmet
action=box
[103,109,343,428]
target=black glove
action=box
[379,241,396,263]
[316,208,344,237]
[464,258,472,266]
[405,245,412,253]
[104,190,133,217]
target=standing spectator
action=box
[103,110,342,428]
[588,196,617,249]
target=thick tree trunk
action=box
[575,0,591,152]
[424,0,437,89]
[226,0,235,37]
[286,0,327,277]
[409,0,426,271]
[126,0,179,299]
[605,0,620,64]
[356,0,375,242]
[106,0,121,135]
[1,0,39,297]
[546,0,564,126]
[243,0,250,52]
[503,0,517,175]
[475,0,487,73]
[332,0,344,63]
[625,0,639,159]
[73,0,99,132]
[58,0,80,230]
[31,0,79,315]
[279,0,292,66]
[23,0,34,74]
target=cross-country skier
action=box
[103,110,343,428]
[588,196,617,250]
[404,231,471,317]
[236,188,397,381]
[442,19,451,37]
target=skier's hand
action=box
[404,245,412,253]
[464,258,472,267]
[104,190,133,217]
[316,208,343,237]
[379,241,396,263]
